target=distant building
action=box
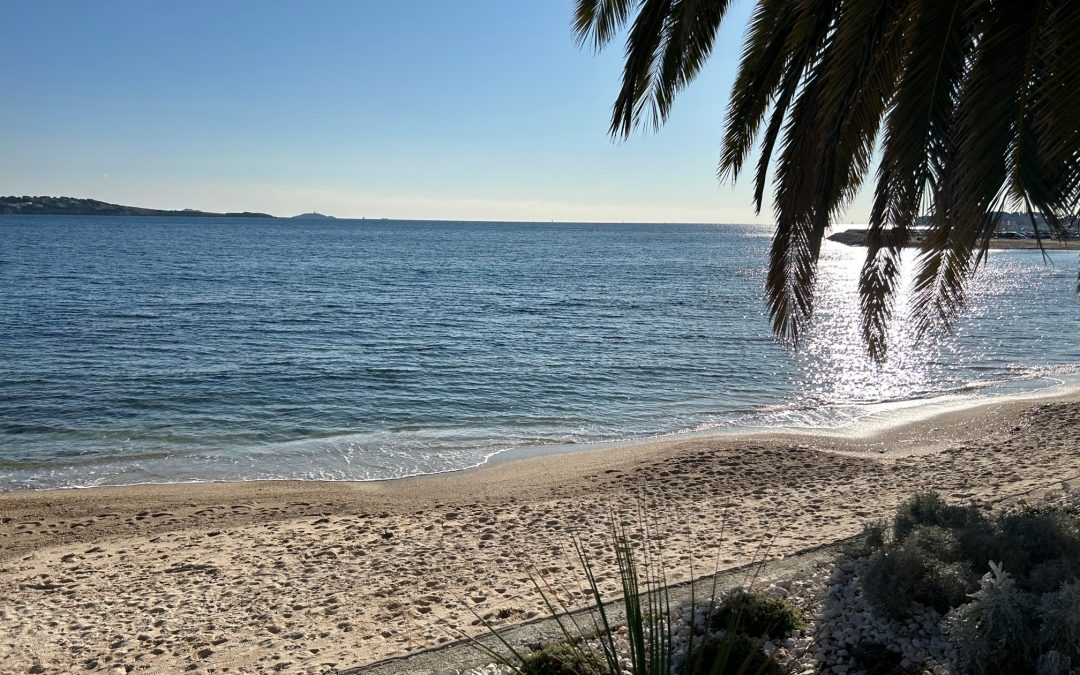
[915,212,1077,238]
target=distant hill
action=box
[0,196,273,218]
[290,212,336,220]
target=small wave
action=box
[0,451,173,471]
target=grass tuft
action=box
[521,642,606,675]
[456,510,786,675]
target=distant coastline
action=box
[0,195,273,219]
[828,227,1075,250]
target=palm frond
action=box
[604,0,736,138]
[579,0,1080,357]
[610,0,674,137]
[653,0,731,123]
[767,0,906,344]
[574,0,640,50]
[862,0,971,359]
[717,0,796,183]
[1013,1,1080,228]
[912,0,1041,336]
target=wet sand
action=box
[2,394,1079,674]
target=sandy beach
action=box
[2,393,1079,674]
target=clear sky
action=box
[0,1,872,223]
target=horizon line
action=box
[1,194,793,227]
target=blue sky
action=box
[0,1,872,223]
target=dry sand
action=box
[2,394,1079,674]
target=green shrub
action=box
[849,519,889,557]
[709,589,805,639]
[892,493,986,542]
[862,551,908,619]
[1027,557,1077,596]
[864,495,1080,621]
[520,642,606,675]
[995,507,1080,592]
[952,520,999,567]
[859,495,1080,673]
[902,524,965,562]
[863,525,978,618]
[944,563,1039,675]
[685,633,784,675]
[1038,580,1080,664]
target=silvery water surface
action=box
[2,216,1078,490]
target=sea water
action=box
[1,216,1077,489]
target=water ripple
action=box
[0,217,1077,489]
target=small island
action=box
[0,195,273,218]
[290,212,337,220]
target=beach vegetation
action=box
[520,642,606,675]
[685,633,785,675]
[456,515,789,675]
[859,493,1080,673]
[890,492,983,541]
[860,519,888,553]
[1037,580,1080,664]
[573,0,1080,360]
[863,524,979,617]
[709,589,805,639]
[943,563,1038,675]
[863,493,1080,618]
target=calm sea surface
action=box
[1,216,1077,489]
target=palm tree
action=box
[575,0,1080,360]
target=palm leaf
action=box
[574,0,639,50]
[717,0,796,183]
[578,0,1080,356]
[861,0,972,359]
[912,0,1042,336]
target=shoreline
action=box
[2,392,1080,673]
[6,370,1079,494]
